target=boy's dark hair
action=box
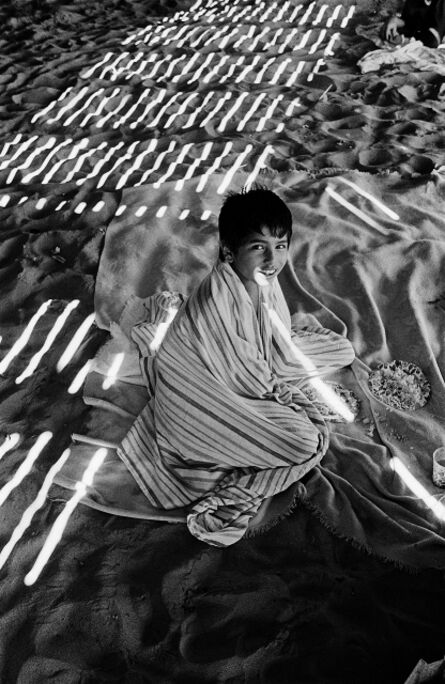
[218,185,292,259]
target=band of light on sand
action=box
[0,300,52,375]
[68,359,94,395]
[0,135,38,170]
[56,313,96,372]
[0,0,352,194]
[0,449,71,573]
[0,432,52,510]
[0,434,20,461]
[217,145,253,196]
[16,300,80,385]
[24,448,108,586]
[255,271,354,422]
[391,457,445,521]
[244,145,274,191]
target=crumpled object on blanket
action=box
[404,657,445,684]
[358,39,445,74]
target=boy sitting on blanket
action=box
[117,187,355,547]
[385,0,445,47]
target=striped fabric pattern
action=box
[117,261,355,546]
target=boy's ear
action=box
[220,242,234,262]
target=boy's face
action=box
[226,226,290,287]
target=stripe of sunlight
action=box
[256,95,284,133]
[79,87,121,128]
[285,62,306,87]
[217,144,253,196]
[129,89,166,129]
[59,142,108,185]
[76,141,125,186]
[196,141,233,193]
[0,133,23,159]
[0,448,71,573]
[217,93,249,133]
[56,313,96,372]
[113,89,152,127]
[96,141,140,189]
[24,447,108,586]
[115,138,157,190]
[276,1,290,22]
[47,86,89,123]
[324,32,340,56]
[341,6,356,29]
[307,59,325,82]
[235,56,262,85]
[96,93,132,128]
[200,92,232,127]
[312,4,328,25]
[299,1,316,25]
[253,58,276,85]
[327,4,343,27]
[0,300,52,375]
[15,300,80,385]
[68,359,94,394]
[289,4,303,22]
[0,432,52,510]
[233,25,256,50]
[6,137,57,185]
[0,434,21,461]
[0,135,38,171]
[174,142,213,192]
[134,140,176,188]
[256,280,354,422]
[244,145,274,191]
[309,28,327,55]
[338,177,400,221]
[102,353,125,390]
[188,53,215,85]
[146,93,181,129]
[63,89,105,127]
[23,138,82,185]
[166,93,200,129]
[278,28,299,55]
[391,457,445,521]
[153,143,194,189]
[237,93,267,132]
[326,185,389,236]
[149,306,179,352]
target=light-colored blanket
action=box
[358,39,445,74]
[55,169,445,569]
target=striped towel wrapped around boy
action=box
[117,261,355,546]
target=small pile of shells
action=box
[367,360,430,411]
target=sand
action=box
[1,0,445,681]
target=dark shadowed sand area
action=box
[1,0,445,682]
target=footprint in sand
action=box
[358,148,401,171]
[404,155,435,176]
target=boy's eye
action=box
[276,244,287,249]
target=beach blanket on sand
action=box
[55,170,445,570]
[116,262,353,546]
